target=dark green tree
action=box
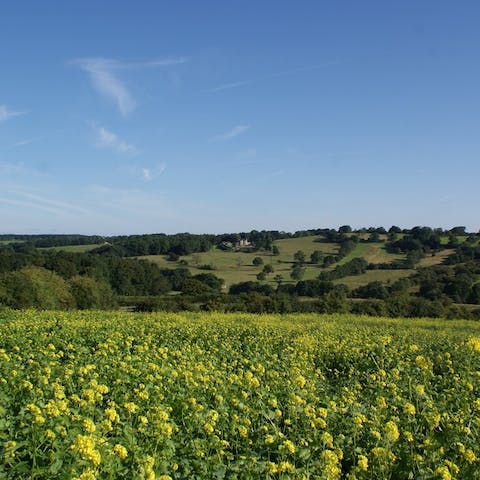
[263,264,274,274]
[68,275,116,309]
[310,250,323,264]
[291,265,305,280]
[252,257,264,266]
[293,250,306,264]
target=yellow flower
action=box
[265,434,275,445]
[403,403,416,416]
[463,449,476,464]
[415,384,425,395]
[376,396,387,409]
[357,455,368,471]
[26,403,42,415]
[384,421,400,442]
[320,450,341,479]
[76,470,97,480]
[104,407,120,422]
[113,444,128,460]
[83,418,96,433]
[160,423,174,437]
[467,337,480,352]
[415,355,430,370]
[372,447,396,462]
[435,466,451,480]
[282,439,296,454]
[321,431,334,448]
[278,461,295,473]
[70,435,101,466]
[203,422,214,434]
[294,375,306,388]
[267,462,279,474]
[124,402,139,413]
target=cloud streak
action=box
[72,56,188,116]
[210,125,250,142]
[0,189,93,217]
[0,197,64,216]
[208,61,345,93]
[94,126,138,155]
[0,104,26,123]
[74,58,135,116]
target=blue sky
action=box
[1,1,479,234]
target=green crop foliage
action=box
[0,310,479,479]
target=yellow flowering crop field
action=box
[1,311,480,479]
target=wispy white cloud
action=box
[74,58,135,116]
[0,197,64,215]
[210,125,250,142]
[0,161,49,177]
[122,58,189,69]
[122,163,167,182]
[0,189,93,217]
[2,130,66,151]
[141,163,166,182]
[208,80,251,93]
[14,191,92,215]
[94,126,139,155]
[208,61,345,93]
[0,104,26,123]
[87,184,174,219]
[10,137,42,148]
[72,56,188,116]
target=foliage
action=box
[290,266,305,281]
[252,257,264,266]
[0,267,74,309]
[68,276,116,310]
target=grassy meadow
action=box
[140,236,340,288]
[137,236,453,289]
[0,310,479,479]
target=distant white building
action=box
[236,239,251,248]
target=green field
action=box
[337,243,404,266]
[417,249,454,267]
[333,268,414,288]
[0,240,24,245]
[1,310,479,479]
[139,236,441,289]
[140,236,339,287]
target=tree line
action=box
[1,226,479,319]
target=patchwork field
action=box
[141,236,340,287]
[139,236,416,289]
[337,243,404,266]
[1,310,479,479]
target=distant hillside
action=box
[1,226,479,319]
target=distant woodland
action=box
[1,226,479,319]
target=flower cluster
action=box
[0,310,479,478]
